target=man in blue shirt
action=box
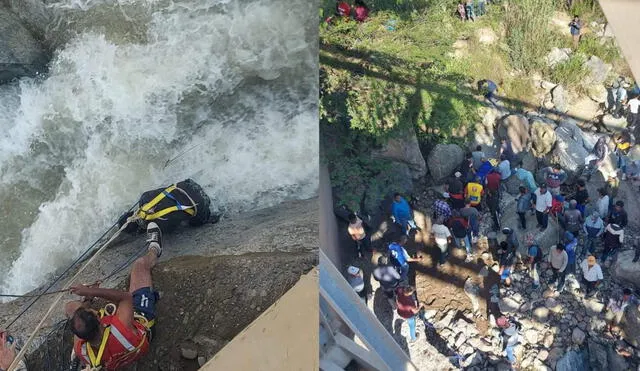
[478,79,498,107]
[514,164,537,194]
[388,236,421,281]
[569,15,581,48]
[392,193,414,235]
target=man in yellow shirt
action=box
[465,176,484,210]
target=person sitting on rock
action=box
[613,130,632,179]
[373,256,403,309]
[601,223,624,264]
[352,0,369,22]
[496,316,522,366]
[605,288,639,338]
[391,193,415,235]
[0,332,27,371]
[541,164,567,196]
[498,242,516,286]
[445,171,466,209]
[580,255,603,298]
[347,213,370,259]
[560,200,583,236]
[573,179,590,216]
[548,243,568,293]
[583,211,605,258]
[118,179,215,234]
[464,176,484,210]
[65,222,163,370]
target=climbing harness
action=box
[135,185,197,221]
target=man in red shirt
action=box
[485,169,501,194]
[65,222,163,370]
[395,286,423,343]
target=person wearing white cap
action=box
[346,266,366,304]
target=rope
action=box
[7,218,133,371]
[0,289,68,298]
[3,202,138,330]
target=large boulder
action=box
[586,84,608,104]
[551,85,568,113]
[549,124,588,173]
[556,350,588,371]
[530,121,557,157]
[584,56,612,86]
[622,305,640,347]
[472,106,501,149]
[427,144,464,182]
[476,27,498,45]
[546,47,571,68]
[0,5,49,83]
[372,127,427,179]
[497,114,530,154]
[601,114,628,132]
[612,250,640,288]
[587,339,609,370]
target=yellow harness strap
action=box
[87,327,111,368]
[136,185,196,221]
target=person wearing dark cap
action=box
[602,223,624,264]
[609,200,628,228]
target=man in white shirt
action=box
[628,95,640,129]
[534,184,553,231]
[431,218,452,266]
[596,188,610,219]
[580,255,604,297]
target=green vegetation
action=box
[320,0,628,211]
[504,0,556,72]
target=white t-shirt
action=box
[432,223,451,246]
[629,98,640,114]
[534,189,553,212]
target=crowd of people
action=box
[345,130,640,367]
[456,0,492,22]
[326,0,369,24]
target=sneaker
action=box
[146,222,163,257]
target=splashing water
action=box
[0,0,318,295]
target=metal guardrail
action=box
[319,250,418,371]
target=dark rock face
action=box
[0,4,49,83]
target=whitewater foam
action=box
[0,0,317,295]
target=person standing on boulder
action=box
[584,136,609,182]
[549,243,568,293]
[516,186,532,230]
[569,15,582,48]
[627,94,640,130]
[347,213,370,259]
[534,184,553,231]
[542,164,567,196]
[613,131,632,180]
[612,83,628,119]
[583,211,605,257]
[580,255,603,297]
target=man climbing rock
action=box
[118,179,215,234]
[65,222,163,370]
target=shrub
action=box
[504,0,556,72]
[548,54,589,87]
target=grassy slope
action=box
[320,0,628,210]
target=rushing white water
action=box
[0,0,318,295]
